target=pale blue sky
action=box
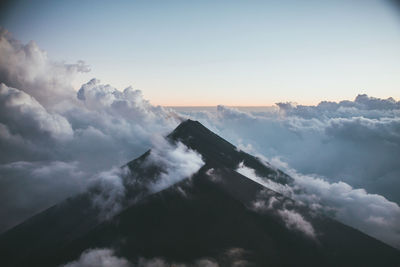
[2,0,400,105]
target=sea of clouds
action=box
[1,27,399,249]
[177,98,400,205]
[177,98,400,248]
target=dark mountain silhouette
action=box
[0,120,399,266]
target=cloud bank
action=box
[179,99,400,205]
[0,28,181,232]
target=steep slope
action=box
[0,120,399,266]
[167,120,292,184]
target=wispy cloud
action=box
[237,164,316,239]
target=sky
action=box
[1,0,400,106]
[1,2,400,249]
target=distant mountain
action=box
[0,120,399,266]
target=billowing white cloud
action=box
[276,94,400,119]
[0,83,73,142]
[137,258,219,267]
[146,137,204,193]
[88,139,204,220]
[0,27,89,107]
[237,160,400,248]
[61,79,180,171]
[76,78,169,124]
[61,248,220,267]
[270,158,400,249]
[62,248,131,267]
[0,30,181,232]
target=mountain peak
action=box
[168,119,291,184]
[177,119,204,128]
[170,119,217,139]
[169,119,238,167]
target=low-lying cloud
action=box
[237,164,316,239]
[62,248,131,267]
[272,158,400,250]
[89,167,130,220]
[237,161,400,248]
[146,137,204,193]
[90,139,204,220]
[62,247,248,267]
[61,248,220,267]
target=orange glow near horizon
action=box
[153,98,348,107]
[147,92,344,107]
